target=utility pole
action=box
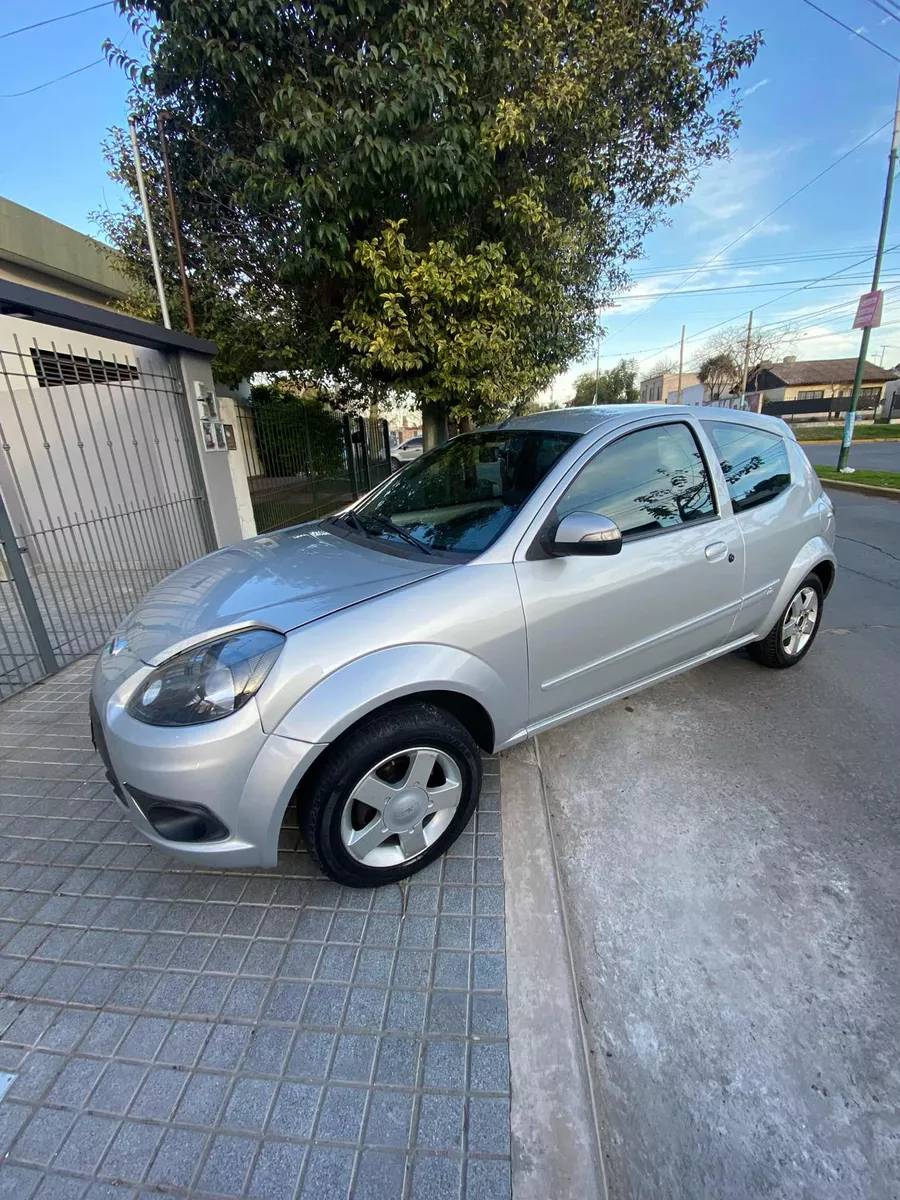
[676,325,685,404]
[879,345,886,367]
[593,308,603,404]
[128,115,170,329]
[838,72,900,469]
[157,113,195,335]
[740,310,754,410]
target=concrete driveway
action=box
[532,490,900,1200]
[800,439,900,472]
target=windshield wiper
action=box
[356,511,432,554]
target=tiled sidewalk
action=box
[0,657,510,1199]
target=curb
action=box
[797,438,900,445]
[500,742,607,1200]
[820,478,900,500]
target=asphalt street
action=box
[535,490,900,1200]
[800,439,900,472]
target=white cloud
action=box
[742,78,770,98]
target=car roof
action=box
[481,404,794,439]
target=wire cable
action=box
[0,2,113,40]
[863,0,900,24]
[602,118,893,347]
[797,0,900,63]
[0,58,104,98]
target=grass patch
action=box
[793,423,900,442]
[815,464,900,490]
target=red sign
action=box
[853,290,884,329]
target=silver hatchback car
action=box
[91,405,836,886]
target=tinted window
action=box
[558,423,715,539]
[351,429,577,555]
[705,422,791,513]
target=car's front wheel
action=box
[298,702,482,886]
[748,574,824,669]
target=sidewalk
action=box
[0,657,511,1199]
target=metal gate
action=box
[236,404,393,535]
[0,332,214,701]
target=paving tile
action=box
[0,664,509,1197]
[248,1140,306,1200]
[146,1126,209,1188]
[410,1154,464,1200]
[196,1133,259,1195]
[299,1146,355,1199]
[353,1149,408,1199]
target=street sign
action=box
[853,290,884,329]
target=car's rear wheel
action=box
[748,574,824,669]
[298,703,482,886]
[391,457,401,471]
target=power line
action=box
[863,0,900,25]
[797,0,900,63]
[0,1,113,40]
[0,58,103,98]
[628,246,896,279]
[624,273,900,298]
[606,246,899,363]
[603,118,893,346]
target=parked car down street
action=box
[391,434,423,468]
[91,405,837,887]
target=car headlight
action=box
[127,628,285,726]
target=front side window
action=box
[705,421,791,513]
[349,429,578,555]
[557,423,716,539]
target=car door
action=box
[701,420,801,638]
[514,419,745,730]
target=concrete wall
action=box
[217,394,257,540]
[0,196,131,309]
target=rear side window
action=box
[557,422,715,539]
[705,422,791,513]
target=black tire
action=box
[747,573,824,669]
[297,702,482,887]
[391,457,401,471]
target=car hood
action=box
[114,523,450,665]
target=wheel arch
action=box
[272,643,515,753]
[758,538,836,636]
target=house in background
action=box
[746,356,899,420]
[639,368,701,405]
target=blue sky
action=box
[3,0,900,396]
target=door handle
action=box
[704,541,728,562]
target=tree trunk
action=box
[422,402,449,451]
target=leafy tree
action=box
[101,0,760,436]
[697,352,738,401]
[694,322,793,397]
[570,358,641,406]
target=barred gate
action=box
[0,331,214,701]
[236,404,392,535]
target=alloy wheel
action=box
[782,586,819,657]
[340,746,463,868]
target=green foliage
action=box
[248,385,346,478]
[101,0,760,416]
[571,359,640,406]
[698,352,738,400]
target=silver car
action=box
[91,406,836,886]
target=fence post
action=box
[381,419,393,472]
[356,416,371,492]
[0,493,58,675]
[343,415,359,499]
[302,406,320,518]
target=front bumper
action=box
[90,684,326,868]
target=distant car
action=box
[391,435,422,468]
[91,406,836,887]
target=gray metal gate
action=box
[0,332,214,700]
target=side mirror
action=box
[544,511,623,557]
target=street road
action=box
[801,439,900,472]
[536,490,900,1200]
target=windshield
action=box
[349,429,579,555]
